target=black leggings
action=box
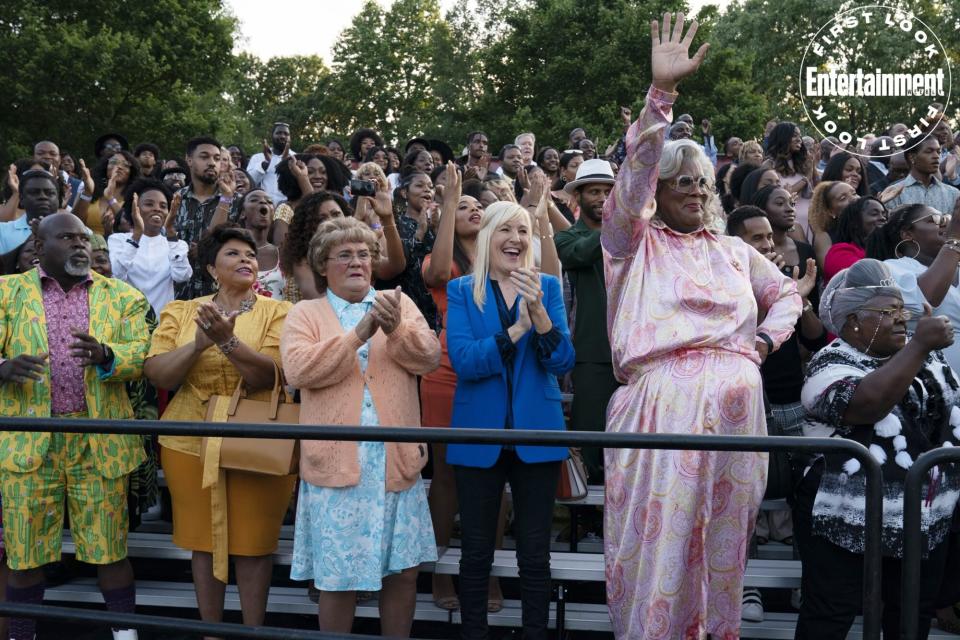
[454,451,560,640]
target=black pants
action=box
[793,464,948,640]
[454,451,561,640]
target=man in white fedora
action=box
[554,159,618,516]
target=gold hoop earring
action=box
[894,238,921,259]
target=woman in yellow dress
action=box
[143,224,294,636]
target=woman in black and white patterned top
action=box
[796,258,960,640]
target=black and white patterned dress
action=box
[802,339,960,557]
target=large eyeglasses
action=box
[327,250,372,265]
[913,212,951,227]
[666,175,711,194]
[860,306,912,321]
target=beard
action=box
[197,172,218,186]
[580,202,603,223]
[64,255,91,277]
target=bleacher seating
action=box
[47,483,953,639]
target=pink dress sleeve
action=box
[601,85,676,261]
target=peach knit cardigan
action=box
[280,292,441,490]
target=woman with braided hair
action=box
[866,200,960,372]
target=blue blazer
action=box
[446,274,575,468]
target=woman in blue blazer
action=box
[446,201,575,640]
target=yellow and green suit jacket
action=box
[0,269,150,478]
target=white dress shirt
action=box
[246,151,295,204]
[108,232,192,315]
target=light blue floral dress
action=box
[290,287,437,591]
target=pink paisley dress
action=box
[601,86,802,640]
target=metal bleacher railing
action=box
[0,416,885,639]
[901,448,960,640]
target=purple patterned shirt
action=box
[39,268,92,415]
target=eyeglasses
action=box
[666,175,711,194]
[913,212,951,226]
[860,307,912,321]
[104,143,122,151]
[327,250,372,264]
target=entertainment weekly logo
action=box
[798,5,952,159]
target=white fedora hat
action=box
[564,158,615,193]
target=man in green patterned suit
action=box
[0,210,150,640]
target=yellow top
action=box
[148,294,292,455]
[85,198,123,236]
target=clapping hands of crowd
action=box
[101,172,121,231]
[510,268,551,334]
[6,164,18,194]
[792,258,818,300]
[193,302,238,353]
[464,153,491,181]
[80,159,94,195]
[356,287,404,341]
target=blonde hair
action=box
[472,202,535,308]
[355,162,389,193]
[657,139,724,232]
[809,180,839,233]
[307,216,381,292]
[739,140,763,164]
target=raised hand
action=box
[103,172,119,201]
[517,166,531,193]
[262,140,272,163]
[878,182,905,204]
[445,161,461,199]
[792,258,818,300]
[131,193,144,241]
[165,193,182,238]
[620,106,633,128]
[281,141,291,161]
[79,159,94,195]
[650,11,709,93]
[290,157,307,180]
[914,306,955,351]
[218,166,236,198]
[6,164,18,194]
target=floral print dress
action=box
[290,288,437,591]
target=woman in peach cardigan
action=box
[280,216,441,637]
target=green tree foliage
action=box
[0,0,237,162]
[4,0,958,169]
[710,0,960,139]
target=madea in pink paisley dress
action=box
[601,85,802,640]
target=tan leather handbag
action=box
[202,362,300,476]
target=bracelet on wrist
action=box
[802,301,813,314]
[218,195,234,205]
[217,335,240,355]
[126,238,140,249]
[79,194,92,202]
[757,332,774,352]
[108,198,118,207]
[944,238,960,256]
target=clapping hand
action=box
[792,258,818,300]
[6,164,18,195]
[131,193,144,240]
[218,166,236,199]
[650,12,709,94]
[195,302,238,347]
[165,193,181,239]
[371,287,403,334]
